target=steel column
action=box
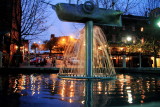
[85,21,93,77]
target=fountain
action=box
[52,1,122,79]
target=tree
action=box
[44,38,58,54]
[136,0,160,16]
[136,0,160,67]
[142,26,160,67]
[76,0,140,14]
[21,0,51,39]
[31,43,39,53]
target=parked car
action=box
[40,58,47,66]
[36,57,47,66]
[68,57,79,65]
[30,57,47,66]
[30,57,38,65]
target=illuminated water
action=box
[0,73,160,107]
[60,26,115,78]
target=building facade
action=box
[47,34,77,58]
[101,15,155,67]
[0,0,21,67]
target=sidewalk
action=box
[1,59,160,74]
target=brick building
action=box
[0,0,21,66]
[100,15,154,67]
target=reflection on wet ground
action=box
[0,73,160,107]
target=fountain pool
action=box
[0,73,160,107]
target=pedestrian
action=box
[52,57,56,67]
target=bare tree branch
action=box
[21,0,51,39]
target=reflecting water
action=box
[0,73,160,107]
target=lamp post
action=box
[138,48,142,68]
[122,36,132,68]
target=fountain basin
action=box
[0,72,160,107]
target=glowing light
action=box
[15,46,18,49]
[127,91,133,103]
[120,48,123,50]
[138,48,141,52]
[157,21,160,27]
[25,48,28,51]
[126,36,132,41]
[69,99,73,103]
[140,27,144,32]
[81,100,85,104]
[62,38,65,42]
[70,35,73,39]
[98,46,102,50]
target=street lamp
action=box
[157,21,160,27]
[126,36,132,42]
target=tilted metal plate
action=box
[53,3,122,26]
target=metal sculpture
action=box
[52,1,122,79]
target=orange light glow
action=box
[138,48,141,52]
[62,38,65,42]
[15,46,18,49]
[141,27,144,32]
[120,48,123,51]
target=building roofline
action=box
[122,15,149,21]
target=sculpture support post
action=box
[85,21,93,77]
[85,80,93,107]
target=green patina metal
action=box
[54,3,122,26]
[85,21,93,78]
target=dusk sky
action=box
[31,0,85,44]
[30,0,147,44]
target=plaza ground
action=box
[1,58,160,74]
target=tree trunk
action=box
[154,54,157,68]
[35,48,37,54]
[153,47,157,68]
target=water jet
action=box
[52,1,122,79]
